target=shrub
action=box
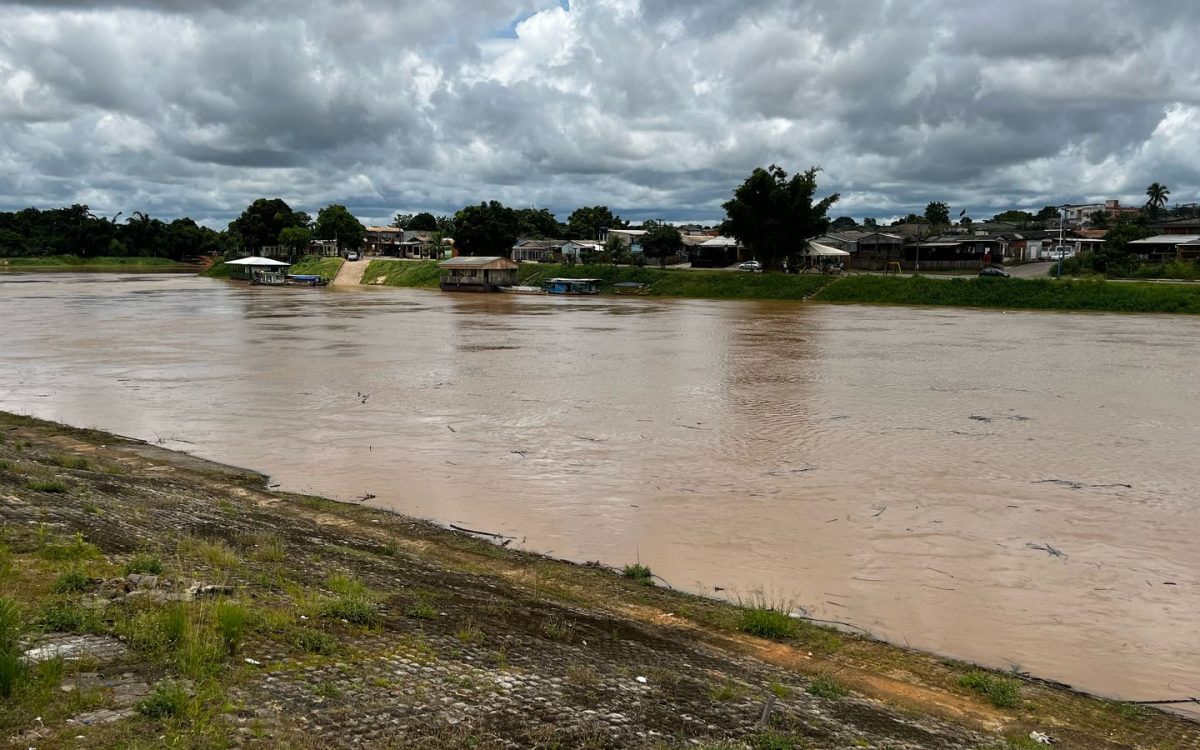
[326,573,368,598]
[178,536,239,569]
[540,615,575,643]
[124,554,164,575]
[137,679,189,718]
[959,670,1020,709]
[176,630,226,679]
[622,563,654,586]
[52,568,90,594]
[807,673,849,699]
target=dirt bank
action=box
[0,412,1194,749]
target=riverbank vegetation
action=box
[286,255,344,279]
[0,411,1188,749]
[815,275,1200,314]
[0,256,195,272]
[363,260,834,300]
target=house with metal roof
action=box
[1128,234,1200,263]
[437,256,519,292]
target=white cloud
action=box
[1,0,1198,226]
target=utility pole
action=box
[1057,205,1066,278]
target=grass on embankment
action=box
[0,256,195,272]
[363,260,833,300]
[815,274,1200,314]
[286,255,344,279]
[201,255,343,281]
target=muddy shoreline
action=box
[2,411,1196,748]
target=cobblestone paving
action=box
[3,415,1198,749]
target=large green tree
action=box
[720,165,839,271]
[515,208,564,238]
[566,206,627,240]
[229,198,308,253]
[639,222,683,268]
[407,212,440,231]
[924,201,950,228]
[313,204,365,250]
[992,209,1035,227]
[453,201,519,256]
[278,226,313,257]
[830,216,857,231]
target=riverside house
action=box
[437,256,519,292]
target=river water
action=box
[2,272,1197,705]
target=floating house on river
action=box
[437,256,519,292]
[225,256,291,284]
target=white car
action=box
[345,250,361,261]
[738,260,762,272]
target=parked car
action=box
[738,260,762,272]
[345,250,361,261]
[978,266,1010,277]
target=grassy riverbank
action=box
[814,275,1200,314]
[200,255,343,281]
[287,255,344,279]
[0,412,1192,749]
[363,260,832,300]
[0,256,196,272]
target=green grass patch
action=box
[0,596,24,698]
[746,731,808,750]
[364,260,834,300]
[25,478,68,493]
[137,678,189,718]
[50,454,90,471]
[405,597,438,621]
[214,601,251,655]
[124,553,164,575]
[622,563,654,586]
[52,568,89,594]
[200,260,232,278]
[738,607,799,640]
[38,532,100,561]
[362,258,444,288]
[322,595,379,626]
[2,255,191,271]
[807,672,849,699]
[288,254,344,279]
[293,628,338,655]
[178,536,239,569]
[959,669,1020,709]
[816,274,1200,314]
[36,598,103,633]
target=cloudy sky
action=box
[1,0,1198,228]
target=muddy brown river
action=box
[2,272,1197,706]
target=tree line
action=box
[2,175,1186,270]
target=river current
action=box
[2,272,1197,705]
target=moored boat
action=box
[544,278,601,295]
[499,285,546,295]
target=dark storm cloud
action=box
[1,0,1197,226]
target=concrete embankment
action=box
[0,411,1194,749]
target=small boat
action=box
[499,285,546,295]
[287,274,330,287]
[544,278,601,295]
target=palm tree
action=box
[1145,182,1170,215]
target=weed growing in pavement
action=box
[138,679,189,718]
[959,670,1019,709]
[807,672,849,699]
